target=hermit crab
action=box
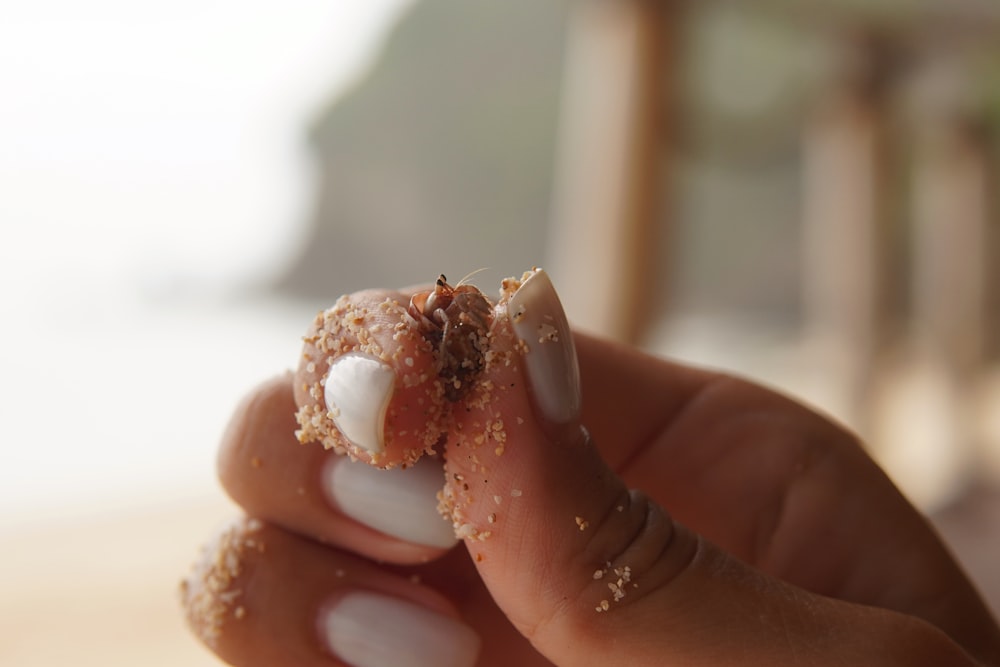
[293,269,541,465]
[407,274,495,402]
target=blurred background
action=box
[1,0,999,664]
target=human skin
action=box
[184,274,1000,667]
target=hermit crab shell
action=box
[407,275,495,402]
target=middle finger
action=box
[217,374,457,565]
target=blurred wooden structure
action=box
[548,0,1000,492]
[548,0,678,343]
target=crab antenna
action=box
[455,267,490,287]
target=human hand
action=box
[182,270,1000,666]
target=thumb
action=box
[440,270,972,667]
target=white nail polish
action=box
[323,456,458,549]
[324,353,395,454]
[508,269,581,425]
[321,591,480,667]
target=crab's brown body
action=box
[408,275,493,401]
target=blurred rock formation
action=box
[276,0,570,297]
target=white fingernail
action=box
[508,268,581,425]
[324,353,395,454]
[321,591,480,667]
[323,456,458,549]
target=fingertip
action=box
[216,370,456,566]
[180,516,272,662]
[217,373,297,497]
[292,290,450,469]
[181,518,480,667]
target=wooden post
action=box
[800,34,896,431]
[546,0,677,344]
[912,117,988,382]
[910,113,992,482]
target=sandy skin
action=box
[292,271,547,541]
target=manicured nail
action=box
[323,456,458,549]
[508,268,581,425]
[324,353,396,454]
[321,591,480,667]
